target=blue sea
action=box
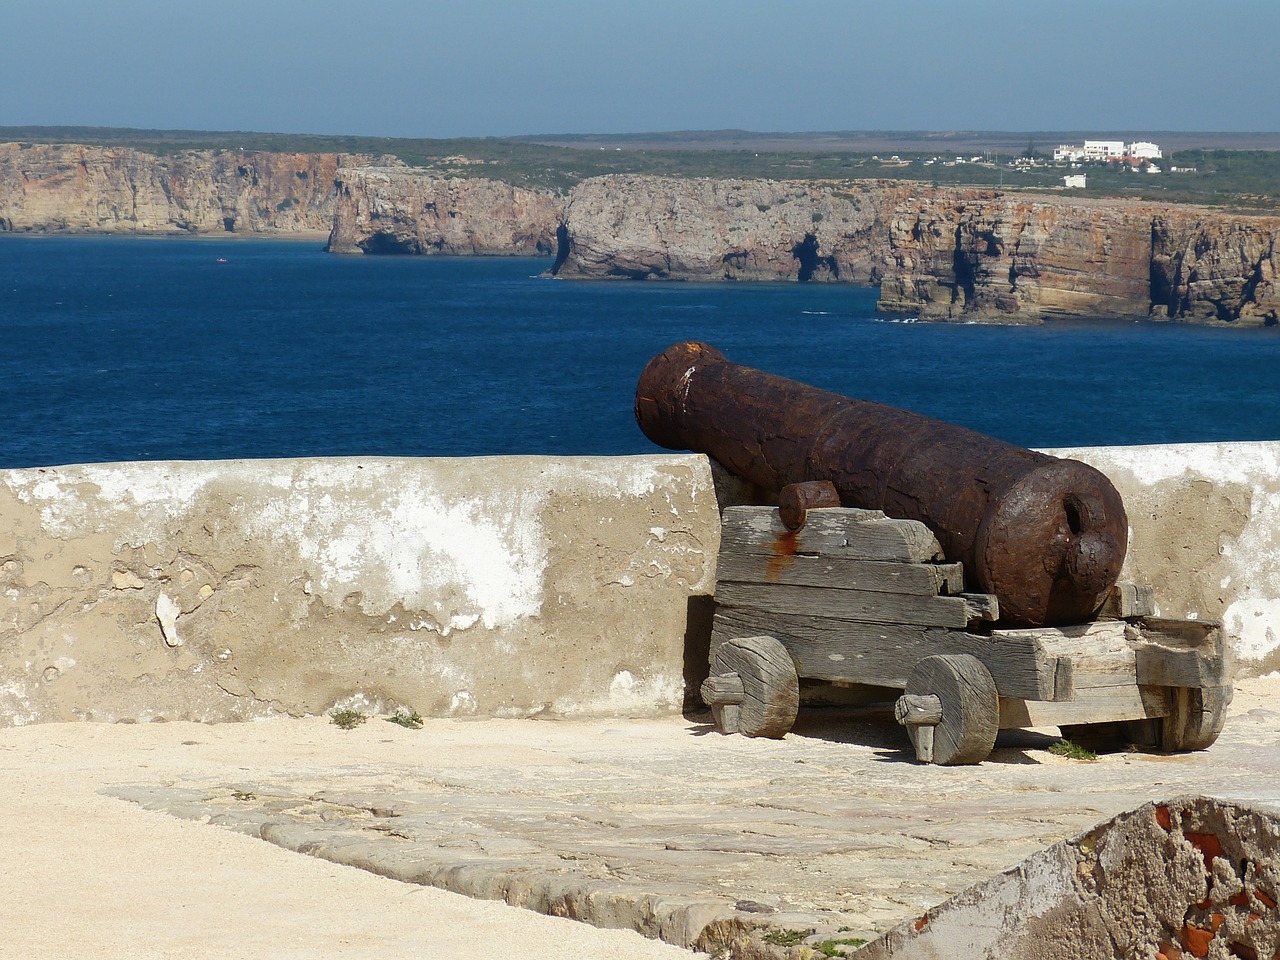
[2,235,1278,469]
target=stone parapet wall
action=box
[0,443,1277,728]
[0,456,719,726]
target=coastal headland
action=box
[2,140,1279,325]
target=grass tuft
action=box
[762,929,813,947]
[329,708,368,730]
[1049,738,1098,761]
[815,938,869,956]
[385,709,424,729]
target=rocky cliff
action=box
[553,175,1280,325]
[4,144,1278,325]
[325,166,560,256]
[881,192,1280,324]
[550,173,916,283]
[0,142,370,237]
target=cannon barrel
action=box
[635,341,1127,627]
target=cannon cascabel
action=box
[635,341,1128,627]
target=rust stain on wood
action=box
[765,530,798,581]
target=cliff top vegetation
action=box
[3,126,1279,211]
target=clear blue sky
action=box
[4,0,1277,137]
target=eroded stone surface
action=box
[0,455,718,725]
[103,683,1280,957]
[862,796,1280,960]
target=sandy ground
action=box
[0,718,702,960]
[4,678,1278,960]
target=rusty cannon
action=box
[635,341,1128,628]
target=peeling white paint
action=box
[551,670,684,717]
[238,478,548,629]
[1044,442,1280,488]
[0,679,38,726]
[449,691,478,715]
[155,593,182,647]
[327,692,388,716]
[1225,597,1280,662]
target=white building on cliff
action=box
[1083,140,1127,160]
[1053,138,1163,166]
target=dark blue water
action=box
[2,235,1278,468]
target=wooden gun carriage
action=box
[633,341,1231,764]
[702,504,1232,765]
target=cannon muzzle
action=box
[636,341,1127,627]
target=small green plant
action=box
[329,708,368,729]
[1049,738,1098,761]
[385,709,424,729]
[814,938,869,956]
[762,929,813,947]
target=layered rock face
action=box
[0,142,368,236]
[552,173,915,283]
[326,166,561,256]
[554,175,1280,325]
[1152,213,1280,323]
[882,192,1280,324]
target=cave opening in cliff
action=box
[951,227,976,305]
[549,224,571,275]
[791,234,839,282]
[359,233,417,255]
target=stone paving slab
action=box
[105,682,1280,955]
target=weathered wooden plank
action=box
[991,620,1130,652]
[1136,617,1226,649]
[959,593,1000,622]
[712,608,1066,701]
[1097,582,1157,620]
[1135,647,1228,689]
[715,551,964,596]
[715,581,989,628]
[991,622,1135,681]
[720,506,944,564]
[1130,617,1230,689]
[992,618,1230,690]
[999,685,1172,729]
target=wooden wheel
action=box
[1159,685,1232,752]
[896,654,999,765]
[700,635,799,739]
